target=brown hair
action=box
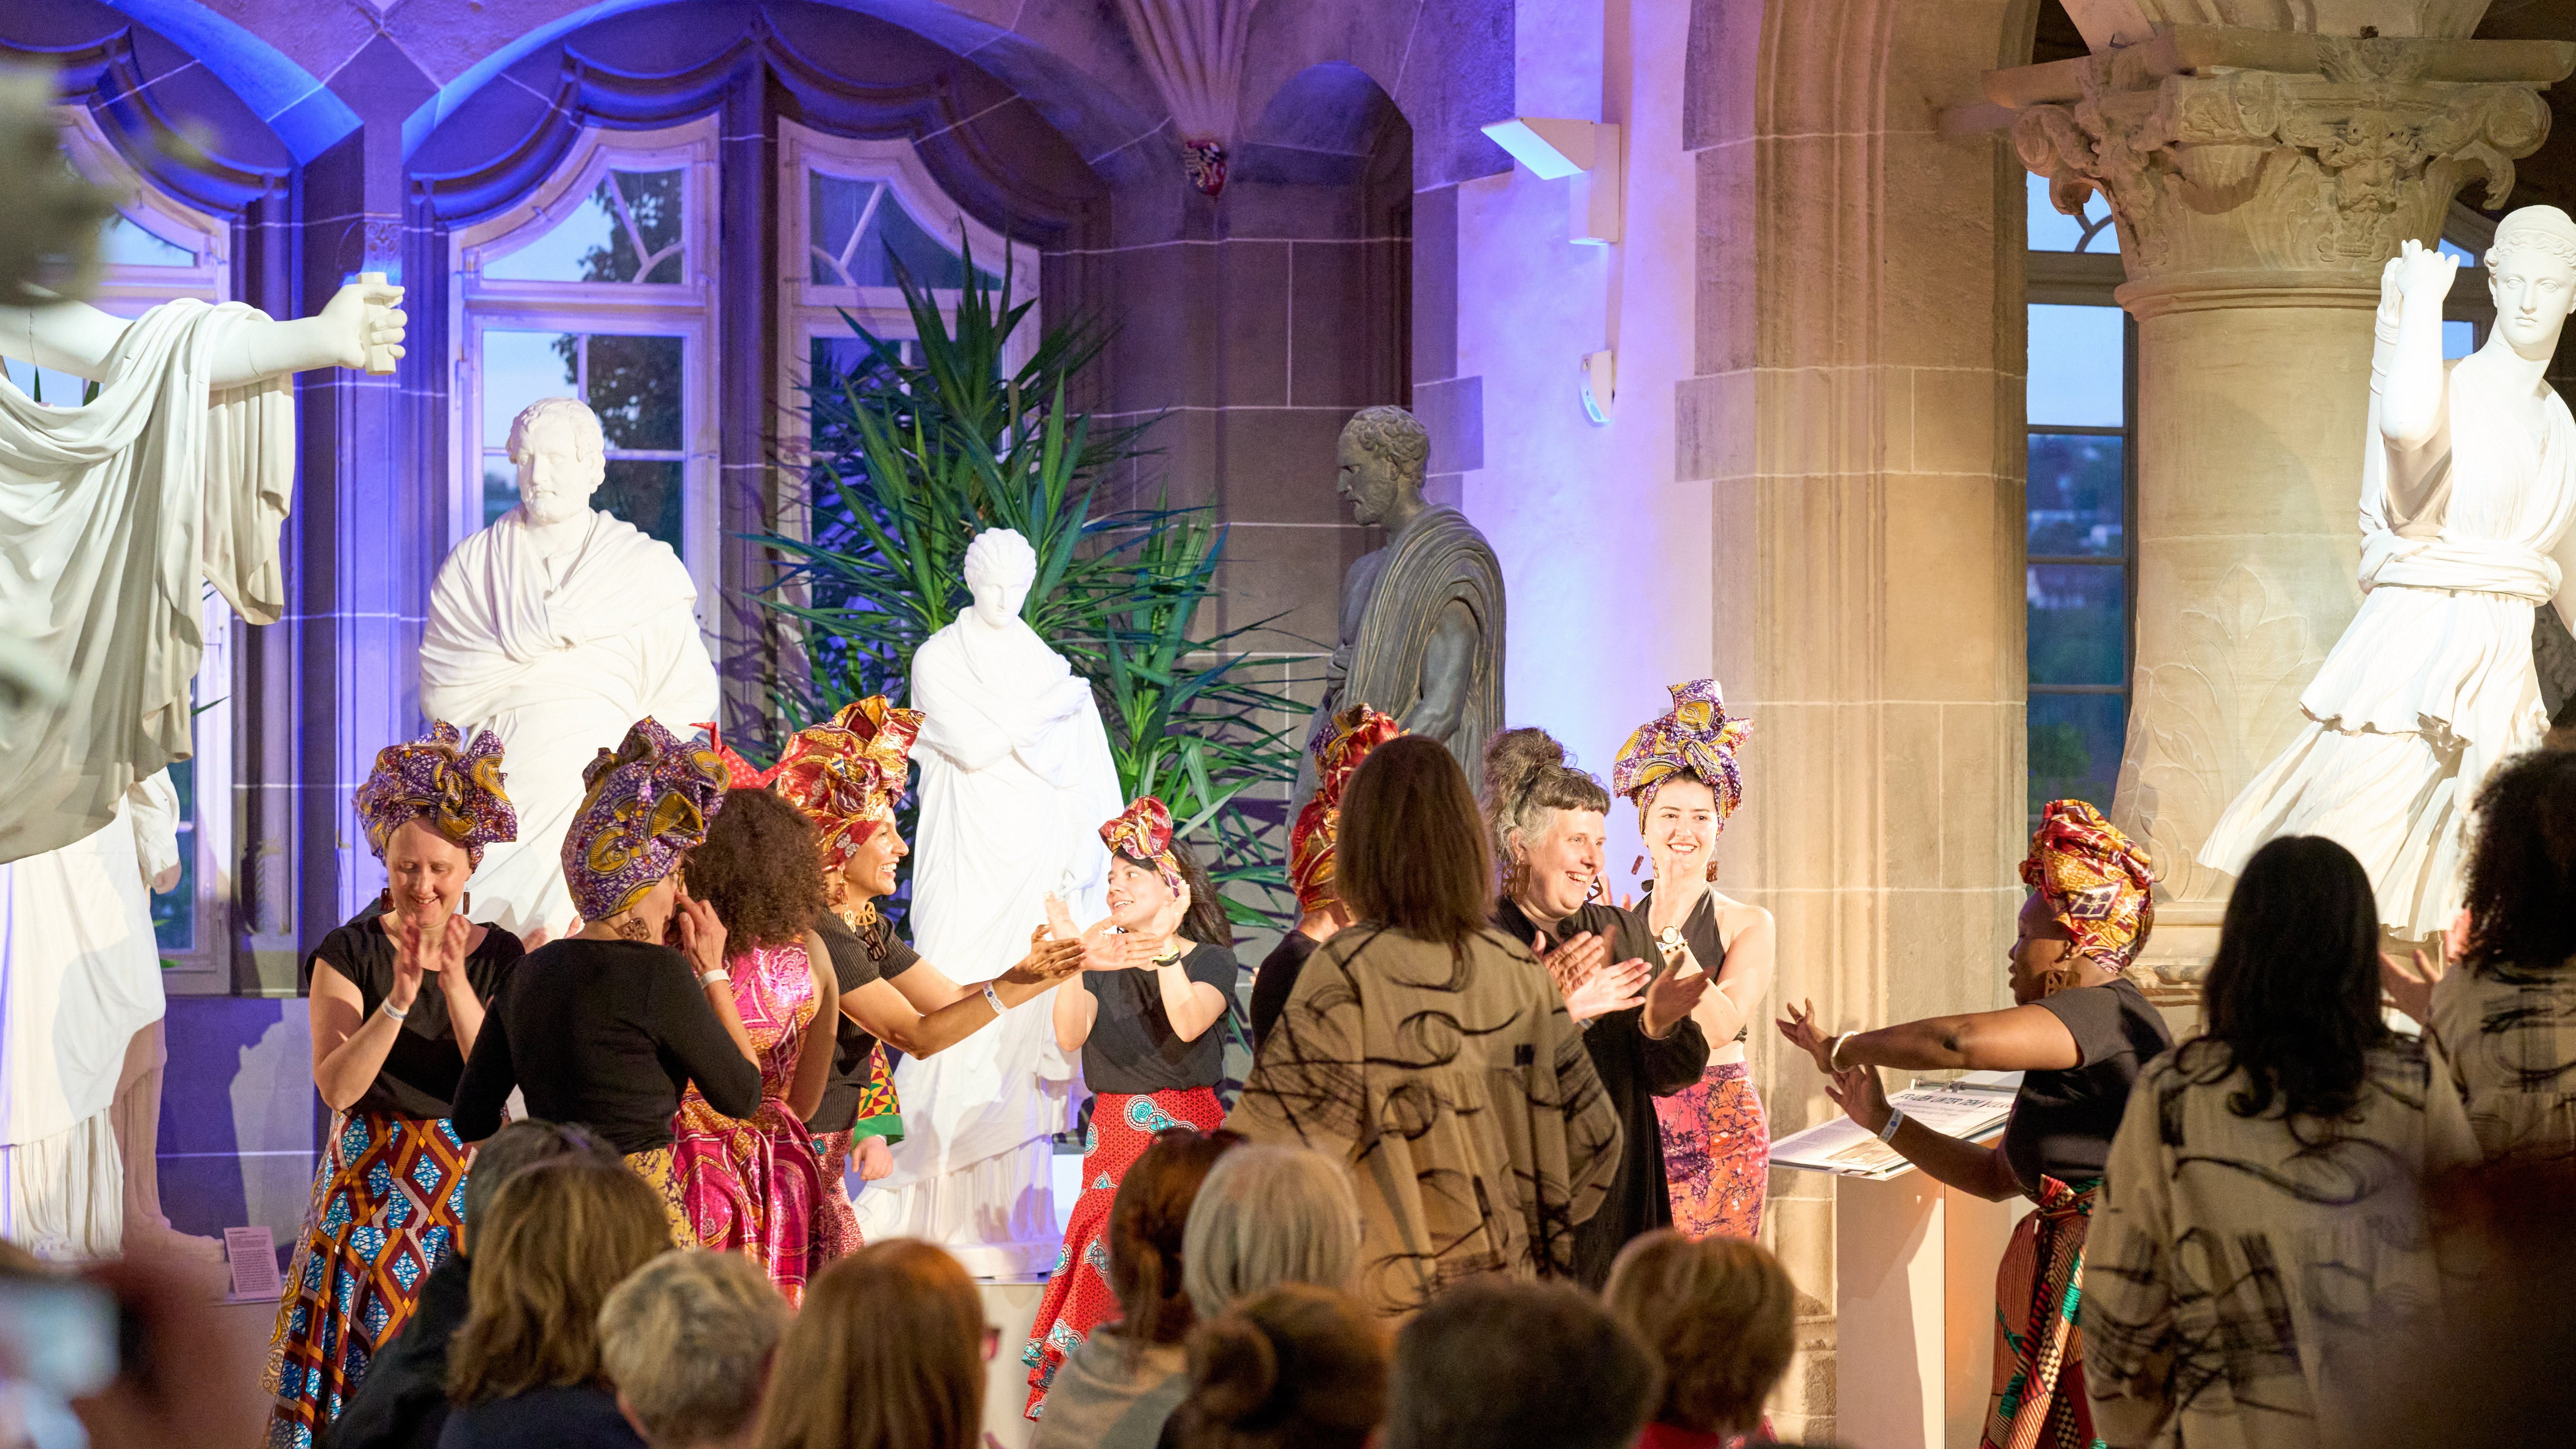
[1480,728,1610,876]
[685,787,826,949]
[445,1158,672,1404]
[1334,736,1492,947]
[1383,1279,1659,1449]
[1167,1284,1387,1449]
[752,1240,983,1449]
[1117,835,1234,947]
[461,1119,619,1244]
[1602,1230,1794,1435]
[1109,1128,1245,1368]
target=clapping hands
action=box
[1537,930,1651,1024]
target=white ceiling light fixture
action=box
[1481,117,1622,246]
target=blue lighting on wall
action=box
[100,0,359,163]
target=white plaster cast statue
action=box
[0,266,406,867]
[2200,210,2576,940]
[854,527,1123,1277]
[0,772,193,1260]
[419,397,720,941]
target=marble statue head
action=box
[963,528,1037,627]
[1337,406,1431,526]
[507,397,608,526]
[2485,206,2576,356]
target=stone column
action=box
[1997,24,2572,978]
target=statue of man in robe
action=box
[2200,210,2576,940]
[855,527,1124,1276]
[1293,405,1505,813]
[420,398,720,941]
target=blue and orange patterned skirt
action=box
[1021,1087,1225,1419]
[263,1110,469,1449]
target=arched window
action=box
[450,119,721,615]
[1,108,237,983]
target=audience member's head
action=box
[2183,834,2385,1125]
[1182,1145,1362,1320]
[1337,735,1492,947]
[753,1239,985,1449]
[445,1158,671,1405]
[1602,1231,1794,1437]
[460,1118,617,1253]
[1165,1284,1385,1449]
[1108,1128,1244,1366]
[1382,1279,1659,1449]
[600,1250,789,1449]
[2460,748,2576,977]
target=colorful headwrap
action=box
[353,722,518,870]
[1610,678,1753,826]
[1290,705,1403,914]
[560,717,730,923]
[1101,796,1184,897]
[2020,799,2155,967]
[768,698,926,871]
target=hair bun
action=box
[1186,1314,1282,1427]
[1480,727,1567,807]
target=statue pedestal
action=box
[1830,1171,2030,1449]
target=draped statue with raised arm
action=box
[2200,210,2576,940]
[854,528,1124,1277]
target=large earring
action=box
[1586,875,1603,902]
[460,891,472,915]
[376,888,392,913]
[1705,858,1721,884]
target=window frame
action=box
[449,119,723,636]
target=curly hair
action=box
[2179,834,2386,1129]
[2460,748,2576,981]
[1118,835,1233,947]
[1341,406,1430,483]
[1481,727,1611,871]
[684,786,825,950]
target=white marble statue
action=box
[855,528,1124,1276]
[2200,211,2576,940]
[419,397,719,941]
[0,281,406,866]
[0,773,178,1259]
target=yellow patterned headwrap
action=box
[353,721,517,869]
[2020,799,2155,967]
[1291,705,1402,914]
[1611,678,1752,827]
[768,698,926,872]
[559,718,729,923]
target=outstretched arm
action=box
[1779,996,2082,1074]
[2381,239,2457,452]
[0,279,404,389]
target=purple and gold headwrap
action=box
[560,717,729,923]
[1101,796,1184,897]
[2020,799,2155,967]
[1610,678,1753,827]
[769,698,926,873]
[1290,705,1402,915]
[353,722,517,869]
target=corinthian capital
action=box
[1993,26,2573,294]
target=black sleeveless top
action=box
[1642,885,1746,1044]
[303,912,524,1119]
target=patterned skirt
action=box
[664,1094,860,1306]
[1022,1087,1225,1418]
[1654,1061,1769,1241]
[1980,1176,2103,1449]
[625,1145,693,1246]
[263,1111,469,1449]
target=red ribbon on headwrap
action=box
[768,699,926,871]
[1100,797,1184,898]
[2020,799,2155,968]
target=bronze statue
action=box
[1294,405,1505,811]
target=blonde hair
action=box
[752,1240,983,1449]
[445,1159,672,1404]
[1182,1146,1362,1320]
[1601,1231,1794,1435]
[599,1250,789,1448]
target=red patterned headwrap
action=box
[2020,799,2155,968]
[1101,796,1184,897]
[353,722,518,870]
[1290,704,1402,914]
[769,698,925,871]
[1611,678,1752,828]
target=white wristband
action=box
[1878,1108,1907,1143]
[698,969,731,988]
[1829,1031,1858,1071]
[983,982,1006,1014]
[380,998,411,1022]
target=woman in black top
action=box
[1777,799,2170,1449]
[1484,729,1712,1290]
[450,718,760,1234]
[266,724,527,1449]
[1028,797,1239,1418]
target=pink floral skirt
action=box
[1654,1061,1768,1241]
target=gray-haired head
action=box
[962,528,1038,628]
[460,1118,618,1249]
[598,1250,789,1449]
[1180,1143,1363,1319]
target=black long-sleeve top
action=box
[1493,896,1710,1288]
[450,938,762,1154]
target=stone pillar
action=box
[1999,24,2572,977]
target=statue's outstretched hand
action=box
[318,277,407,370]
[2393,237,2458,312]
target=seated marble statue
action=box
[1294,406,1505,812]
[419,398,719,940]
[2200,211,2576,940]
